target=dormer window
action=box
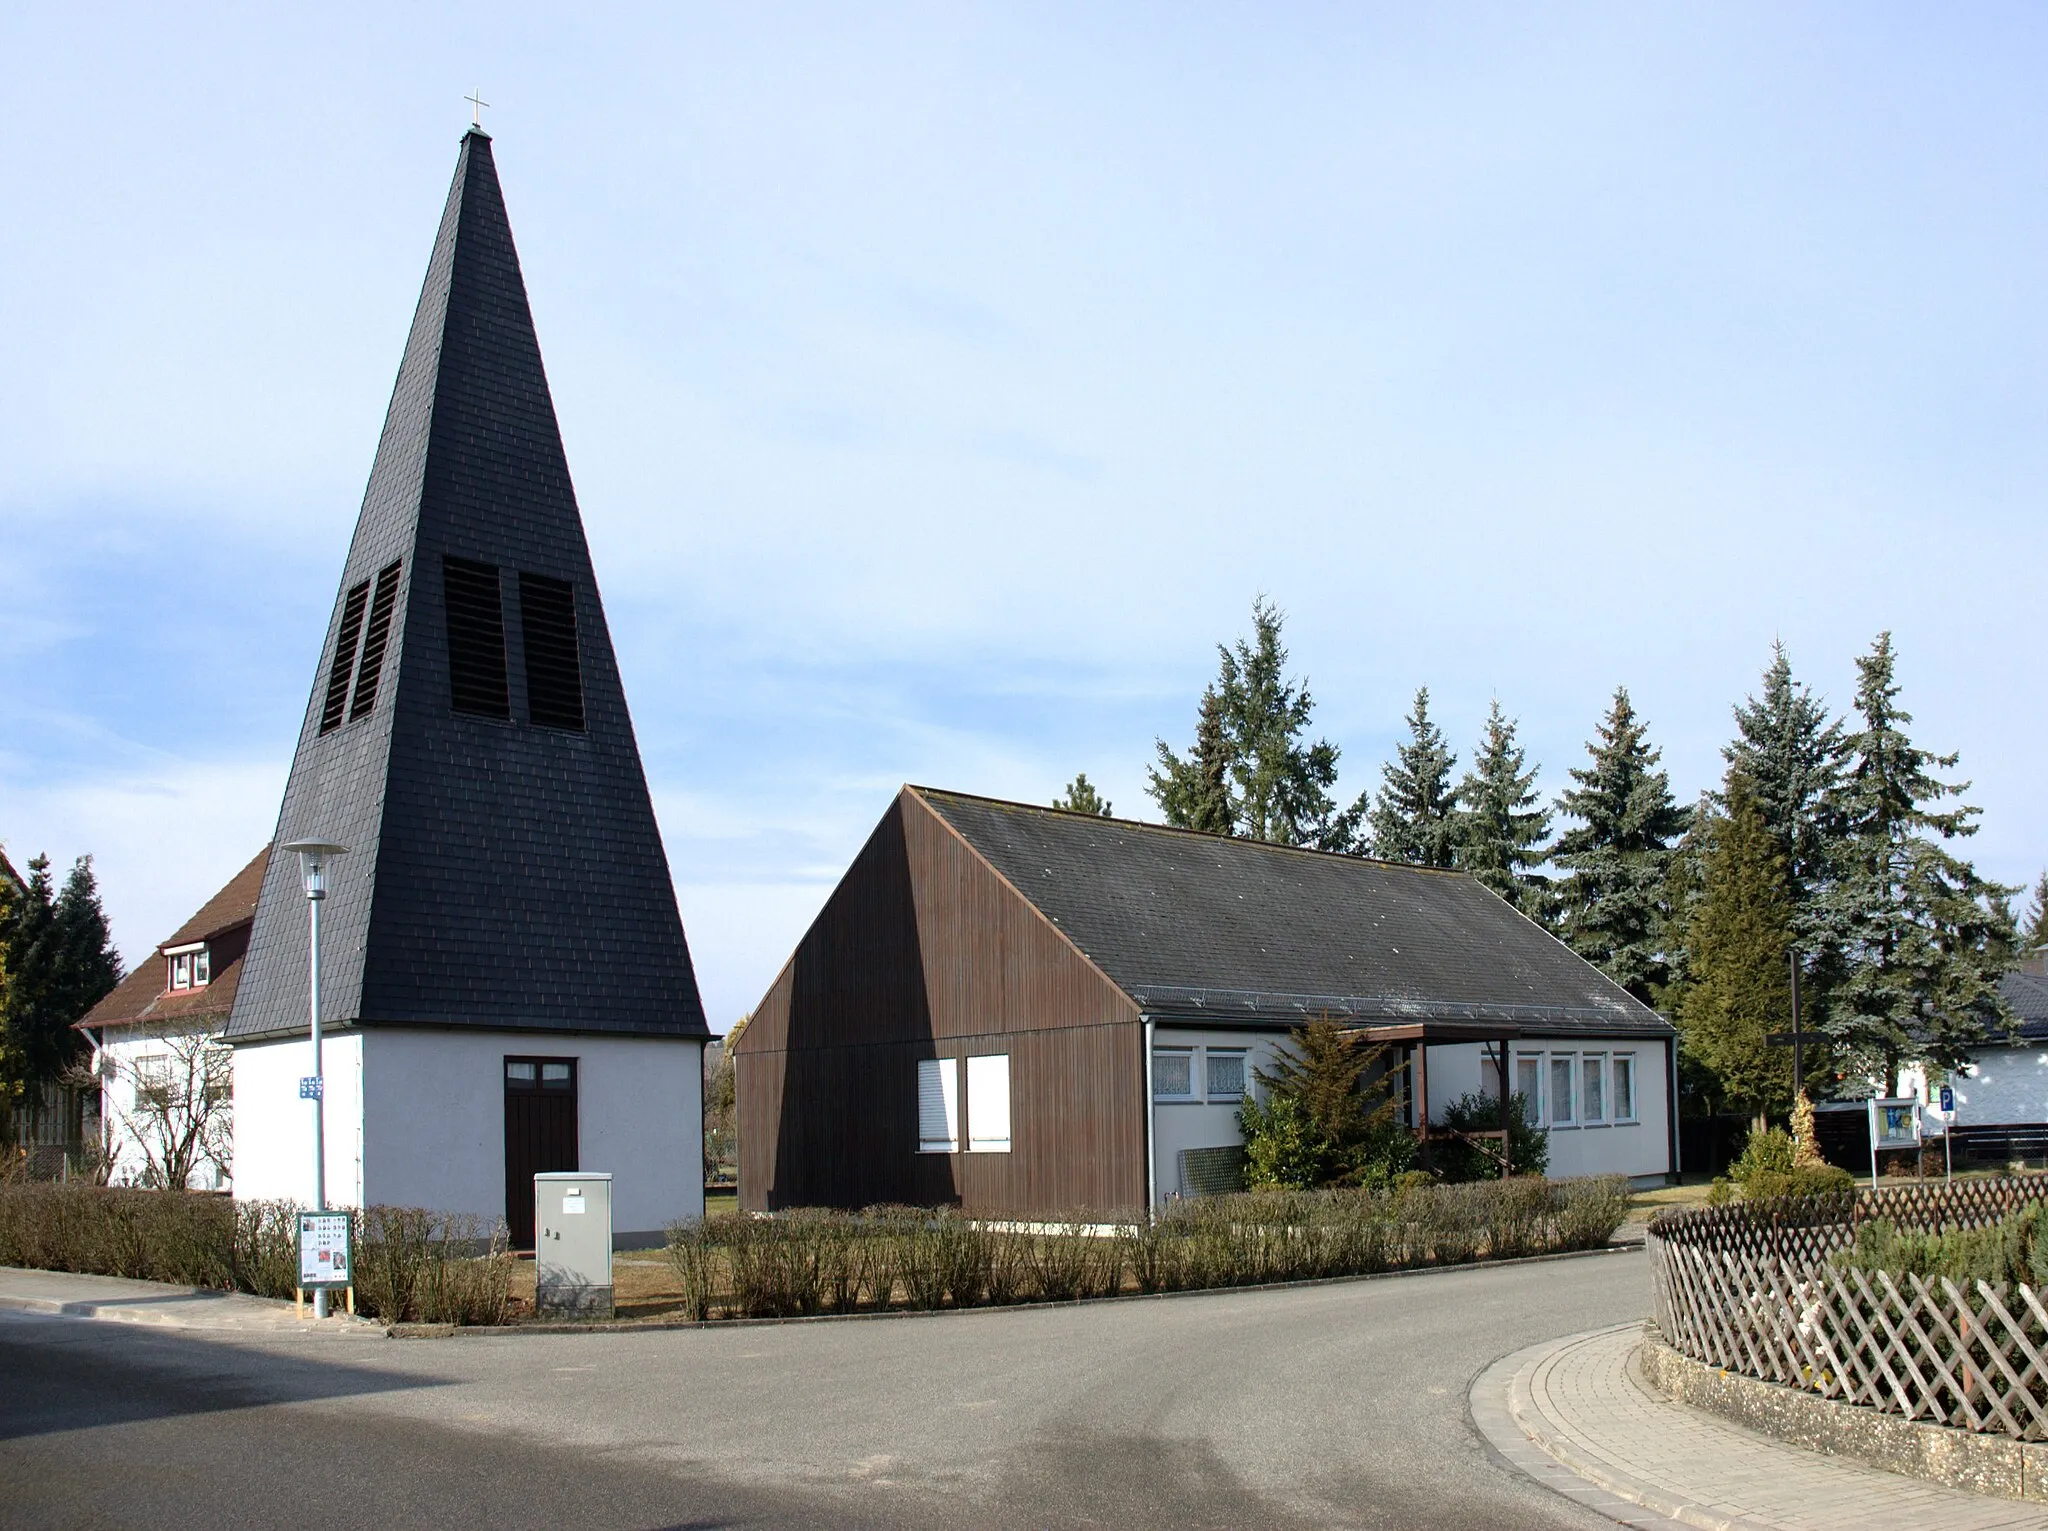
[166,943,209,991]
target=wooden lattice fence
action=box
[1649,1178,2048,1440]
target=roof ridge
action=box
[905,783,1469,877]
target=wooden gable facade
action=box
[738,787,1146,1214]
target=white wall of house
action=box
[1145,1026,1672,1200]
[359,1030,703,1239]
[96,1024,231,1191]
[230,1034,367,1207]
[1502,1037,1671,1184]
[1149,1026,1288,1201]
[1906,1049,2048,1128]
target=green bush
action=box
[1711,1123,1854,1205]
[1432,1092,1550,1183]
[1835,1203,2048,1289]
[1729,1125,1795,1185]
[1742,1163,1856,1203]
[1239,1093,1324,1190]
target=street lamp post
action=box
[282,840,347,1318]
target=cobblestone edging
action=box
[1640,1327,2048,1504]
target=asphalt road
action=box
[0,1248,1647,1530]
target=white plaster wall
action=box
[1512,1037,1672,1183]
[230,1034,366,1207]
[1937,1049,2048,1127]
[360,1031,704,1238]
[1145,1028,1672,1198]
[1149,1027,1286,1203]
[98,1028,230,1191]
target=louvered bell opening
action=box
[519,572,584,731]
[347,560,403,721]
[443,556,510,720]
[319,581,370,734]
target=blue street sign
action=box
[1939,1084,1955,1115]
[299,1076,324,1100]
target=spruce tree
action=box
[1451,700,1552,920]
[1149,599,1362,849]
[1369,687,1459,867]
[2024,871,2048,949]
[1148,687,1234,835]
[1,854,122,1093]
[1053,773,1113,817]
[1674,777,1800,1119]
[1816,634,2017,1084]
[1723,642,1846,911]
[1552,687,1691,1004]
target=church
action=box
[225,128,708,1246]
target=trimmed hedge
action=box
[0,1183,513,1324]
[667,1176,1631,1320]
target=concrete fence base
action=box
[1640,1325,2048,1504]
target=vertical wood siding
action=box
[737,792,1143,1214]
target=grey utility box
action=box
[535,1172,614,1317]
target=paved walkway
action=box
[1472,1323,2048,1531]
[0,1265,381,1335]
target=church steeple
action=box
[230,133,706,1044]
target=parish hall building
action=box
[736,787,1677,1218]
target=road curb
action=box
[1639,1329,2048,1503]
[1470,1325,1772,1531]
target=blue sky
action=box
[4,5,2044,1031]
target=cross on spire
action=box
[465,90,490,128]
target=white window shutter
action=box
[967,1054,1011,1152]
[918,1057,958,1152]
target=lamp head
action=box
[280,840,348,901]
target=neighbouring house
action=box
[223,127,709,1247]
[76,848,269,1190]
[735,787,1678,1217]
[1897,947,2048,1162]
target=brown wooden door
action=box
[504,1057,578,1248]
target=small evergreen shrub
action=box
[1432,1091,1549,1183]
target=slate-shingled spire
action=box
[229,129,706,1043]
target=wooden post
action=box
[295,1287,304,1320]
[1415,1042,1430,1169]
[1497,1040,1513,1178]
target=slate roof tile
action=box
[916,787,1670,1036]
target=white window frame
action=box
[1581,1052,1607,1125]
[1203,1048,1247,1103]
[1611,1053,1638,1123]
[169,953,192,990]
[192,947,210,986]
[1515,1053,1543,1127]
[917,1057,959,1154]
[1548,1054,1576,1127]
[1153,1047,1195,1102]
[966,1054,1011,1153]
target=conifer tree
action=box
[1149,600,1361,849]
[1148,687,1234,835]
[1552,687,1691,1004]
[1451,700,1552,920]
[1,854,122,1094]
[1053,773,1113,817]
[2024,872,2048,949]
[1816,634,2016,1084]
[1674,778,1800,1119]
[1723,642,1846,911]
[1369,687,1458,867]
